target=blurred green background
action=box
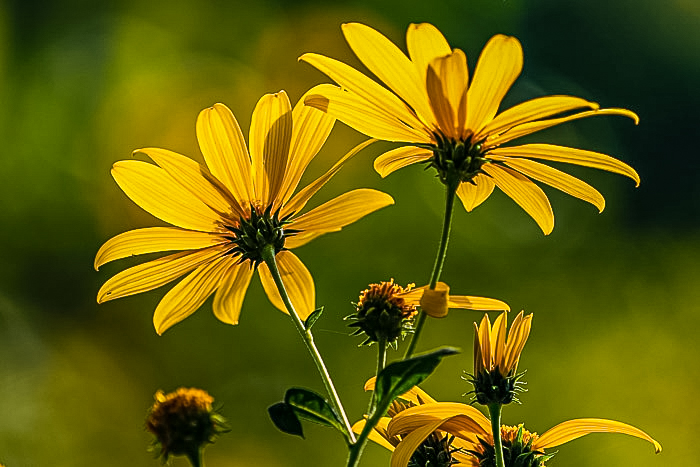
[0,0,697,466]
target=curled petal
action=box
[390,418,446,467]
[374,146,432,178]
[535,418,662,454]
[420,282,450,318]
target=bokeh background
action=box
[0,0,697,465]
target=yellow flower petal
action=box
[455,174,496,212]
[426,50,468,139]
[478,95,599,140]
[447,295,510,312]
[97,246,228,304]
[352,419,396,451]
[258,251,315,320]
[111,160,222,232]
[485,107,639,148]
[494,156,606,212]
[466,35,523,134]
[363,377,437,405]
[275,85,336,209]
[420,282,450,318]
[283,231,327,250]
[342,22,436,128]
[478,314,492,371]
[287,189,394,234]
[503,311,531,373]
[304,86,431,143]
[282,138,376,217]
[388,403,491,439]
[489,143,640,186]
[212,260,255,326]
[373,146,432,178]
[153,254,235,335]
[299,53,428,135]
[483,163,554,235]
[136,147,245,218]
[196,103,254,207]
[492,312,507,370]
[535,418,662,454]
[249,91,293,205]
[406,23,452,88]
[391,418,446,467]
[95,227,227,270]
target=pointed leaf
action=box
[304,307,324,330]
[284,387,345,435]
[268,402,304,438]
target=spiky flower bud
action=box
[146,387,228,465]
[346,279,418,346]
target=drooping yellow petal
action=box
[352,419,396,451]
[249,91,293,205]
[488,143,640,186]
[406,23,452,88]
[275,86,336,209]
[304,87,431,143]
[388,403,491,438]
[212,260,255,325]
[95,227,227,270]
[456,174,496,212]
[153,255,235,335]
[111,160,222,232]
[419,282,450,318]
[286,189,394,234]
[485,108,639,148]
[342,22,436,128]
[447,295,510,312]
[494,156,606,212]
[426,50,468,139]
[282,138,376,217]
[258,251,315,320]
[300,53,428,134]
[97,246,228,304]
[478,95,599,140]
[374,146,432,178]
[391,418,446,467]
[135,147,245,218]
[534,418,662,454]
[196,103,254,206]
[483,163,554,235]
[466,35,523,134]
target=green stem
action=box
[261,245,355,444]
[186,448,203,467]
[403,179,459,358]
[367,337,388,414]
[488,403,506,467]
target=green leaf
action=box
[285,387,345,435]
[304,307,324,330]
[268,402,304,438]
[375,347,459,415]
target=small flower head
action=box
[471,424,553,467]
[146,388,228,463]
[347,279,418,345]
[408,432,461,467]
[467,311,532,405]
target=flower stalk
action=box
[488,403,506,467]
[261,244,355,443]
[403,177,459,358]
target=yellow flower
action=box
[146,387,228,463]
[387,401,661,467]
[469,311,532,405]
[95,89,393,334]
[300,23,640,234]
